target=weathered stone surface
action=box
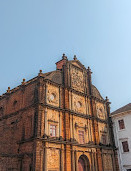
[0,57,119,171]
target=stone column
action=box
[71,148,75,171]
[59,112,62,138]
[70,114,73,140]
[44,108,48,137]
[61,144,64,171]
[40,110,44,137]
[37,106,44,137]
[74,150,77,171]
[43,143,47,171]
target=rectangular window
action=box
[122,141,129,152]
[78,130,84,144]
[118,119,125,130]
[50,125,56,137]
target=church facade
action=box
[0,55,119,171]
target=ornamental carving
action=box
[71,67,84,92]
[49,113,57,122]
[96,103,105,120]
[47,109,59,122]
[74,117,86,127]
[47,84,59,107]
[98,123,109,145]
[47,93,57,103]
[74,101,82,110]
[72,93,86,114]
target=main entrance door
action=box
[78,155,90,171]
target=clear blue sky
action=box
[0,0,130,112]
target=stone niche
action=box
[46,84,59,107]
[70,66,84,92]
[72,93,86,114]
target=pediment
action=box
[69,60,87,70]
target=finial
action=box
[105,96,109,102]
[22,78,26,85]
[62,53,67,60]
[7,87,10,93]
[87,66,91,71]
[87,66,92,74]
[39,69,42,73]
[73,55,77,60]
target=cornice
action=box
[0,76,38,100]
[40,103,108,123]
[111,110,131,118]
[0,103,38,121]
[17,136,115,151]
[37,137,114,150]
[0,101,108,124]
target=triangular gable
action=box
[69,60,87,70]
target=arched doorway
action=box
[78,155,90,171]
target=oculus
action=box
[49,93,56,101]
[47,89,59,105]
[76,101,82,108]
[48,93,57,103]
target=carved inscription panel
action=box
[71,66,84,92]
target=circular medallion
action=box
[49,93,55,101]
[76,101,82,108]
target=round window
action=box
[50,93,55,101]
[99,108,103,113]
[76,101,82,108]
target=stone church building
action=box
[0,55,119,171]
